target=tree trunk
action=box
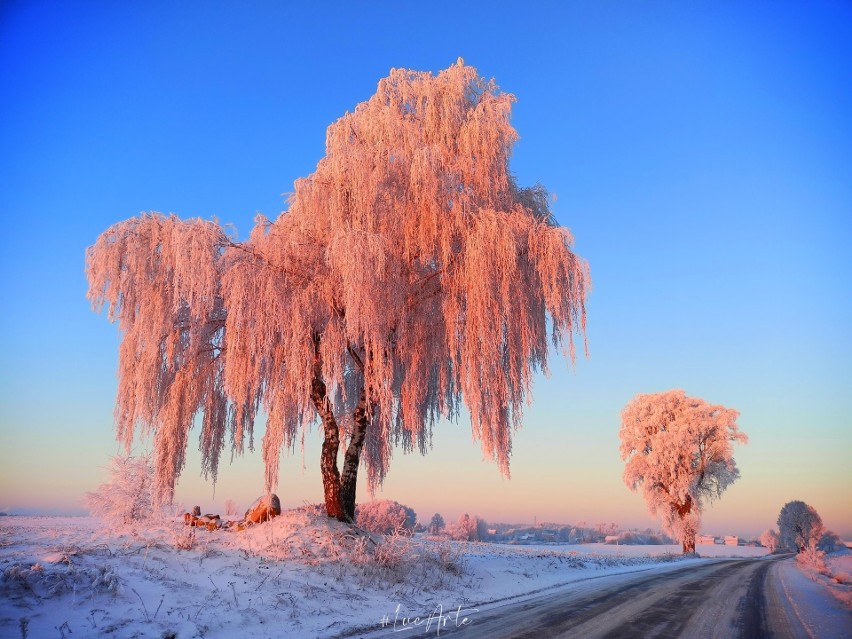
[339,388,369,522]
[677,496,696,554]
[314,374,346,521]
[311,338,372,523]
[311,338,346,521]
[311,337,370,523]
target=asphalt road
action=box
[390,556,815,639]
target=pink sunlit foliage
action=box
[619,390,747,554]
[797,542,828,573]
[84,454,155,528]
[86,215,233,503]
[759,529,779,553]
[86,60,589,519]
[355,500,417,536]
[445,514,489,542]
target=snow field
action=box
[0,514,795,639]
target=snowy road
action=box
[365,555,850,639]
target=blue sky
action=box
[1,1,850,538]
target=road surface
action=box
[376,556,842,639]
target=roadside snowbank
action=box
[779,552,852,638]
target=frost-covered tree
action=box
[85,454,155,527]
[759,529,779,553]
[355,500,417,535]
[446,513,488,541]
[86,60,589,521]
[428,513,446,535]
[777,500,824,553]
[817,530,841,553]
[619,390,747,554]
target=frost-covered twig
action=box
[131,588,150,622]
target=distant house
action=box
[696,535,715,545]
[604,535,620,544]
[724,535,739,546]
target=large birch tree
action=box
[87,60,590,521]
[619,390,747,553]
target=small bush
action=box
[172,526,196,550]
[85,454,155,528]
[796,542,827,573]
[355,500,417,535]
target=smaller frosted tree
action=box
[428,513,446,535]
[355,500,417,535]
[759,529,779,553]
[85,454,155,527]
[777,500,824,553]
[447,513,488,541]
[619,390,747,554]
[817,531,841,553]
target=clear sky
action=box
[1,1,850,539]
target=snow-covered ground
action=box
[0,514,843,639]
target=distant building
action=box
[604,535,620,544]
[724,535,739,546]
[696,535,715,545]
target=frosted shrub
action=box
[84,454,155,528]
[172,526,196,550]
[372,531,417,571]
[91,564,122,595]
[796,542,827,574]
[435,541,467,576]
[3,562,122,599]
[817,530,841,553]
[355,500,416,535]
[446,513,487,541]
